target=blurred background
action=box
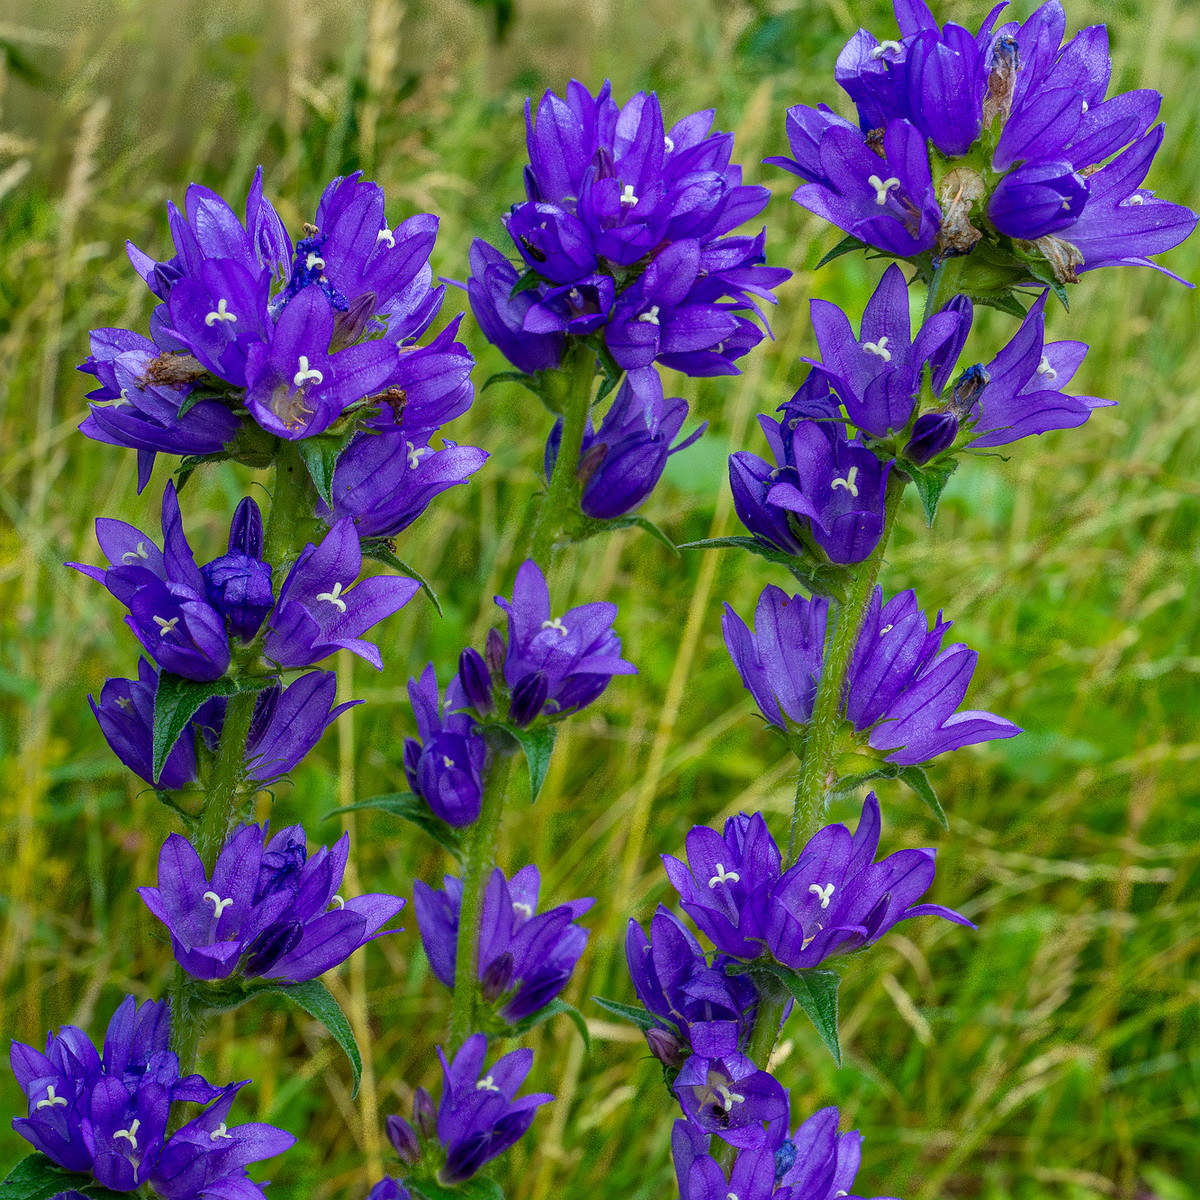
[1,0,1199,1196]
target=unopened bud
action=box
[481,951,515,1003]
[949,364,990,416]
[485,627,507,674]
[645,1027,687,1070]
[458,647,494,716]
[412,1086,436,1138]
[509,671,548,728]
[385,1115,420,1165]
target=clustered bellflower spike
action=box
[672,1107,900,1199]
[768,0,1197,285]
[468,80,790,386]
[10,996,293,1197]
[663,795,972,970]
[385,1034,552,1185]
[414,865,592,1024]
[138,824,404,983]
[724,584,1021,764]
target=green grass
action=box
[1,0,1199,1196]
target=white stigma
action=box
[831,466,860,497]
[809,882,835,909]
[637,305,661,325]
[114,1118,141,1151]
[513,901,533,918]
[664,135,675,152]
[1081,100,1089,113]
[1129,194,1145,205]
[121,542,150,564]
[204,298,237,327]
[870,39,903,58]
[541,617,568,636]
[377,227,395,249]
[210,1122,234,1141]
[715,1084,745,1110]
[293,356,324,387]
[36,1085,68,1110]
[443,755,455,768]
[96,388,131,408]
[862,335,891,361]
[880,623,894,634]
[568,287,583,305]
[708,863,741,888]
[316,581,348,612]
[306,251,325,271]
[728,1194,740,1200]
[203,891,234,919]
[406,441,431,469]
[868,174,901,206]
[153,615,180,638]
[620,183,639,206]
[1036,355,1058,381]
[476,1075,501,1092]
[331,894,345,909]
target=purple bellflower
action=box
[414,865,592,1024]
[138,823,404,983]
[201,497,273,643]
[10,995,293,1197]
[672,1049,788,1150]
[403,663,489,827]
[664,794,972,970]
[366,1180,411,1200]
[544,373,705,520]
[385,1034,552,1185]
[491,559,636,726]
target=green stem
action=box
[923,255,970,323]
[785,471,908,865]
[448,750,517,1051]
[528,344,596,569]
[167,970,205,1088]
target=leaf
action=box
[779,967,842,1066]
[814,233,867,270]
[509,268,546,298]
[508,724,557,802]
[591,996,670,1035]
[256,979,363,1097]
[174,450,233,492]
[0,1153,99,1200]
[907,458,958,527]
[605,514,680,556]
[406,1177,506,1200]
[325,792,462,859]
[828,762,900,802]
[297,425,359,508]
[898,764,949,830]
[360,540,442,616]
[152,673,241,782]
[481,370,536,393]
[507,998,591,1050]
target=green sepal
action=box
[898,764,949,830]
[326,791,462,859]
[175,449,234,492]
[152,672,275,782]
[0,1153,127,1200]
[905,456,958,527]
[509,268,547,299]
[828,759,900,801]
[360,539,442,616]
[592,996,672,1036]
[505,998,590,1050]
[814,233,867,270]
[405,1176,506,1200]
[727,962,842,1066]
[176,384,232,421]
[297,424,360,508]
[591,340,625,402]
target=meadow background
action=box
[1,0,1198,1196]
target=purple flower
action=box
[264,517,420,670]
[137,823,404,983]
[492,559,636,724]
[10,995,292,1197]
[242,671,360,782]
[414,865,592,1024]
[544,373,704,520]
[403,663,489,827]
[987,160,1089,240]
[201,498,273,643]
[673,1051,788,1150]
[366,1180,411,1200]
[385,1035,553,1185]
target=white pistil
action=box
[871,39,903,58]
[306,251,325,271]
[664,135,675,152]
[1036,355,1057,381]
[210,1122,234,1141]
[880,623,894,634]
[204,298,237,327]
[620,183,639,206]
[836,1193,849,1198]
[377,227,395,249]
[1129,194,1145,206]
[96,387,132,408]
[153,615,180,638]
[714,1084,745,1110]
[114,1118,141,1151]
[203,891,234,919]
[727,1194,740,1200]
[443,755,455,768]
[867,174,901,205]
[406,441,430,469]
[1081,100,1089,113]
[36,1086,68,1110]
[541,617,568,636]
[708,863,741,888]
[293,356,324,387]
[637,305,661,325]
[862,335,891,361]
[831,466,860,497]
[316,581,348,612]
[121,542,150,564]
[476,1075,501,1092]
[513,901,533,918]
[809,882,835,909]
[330,894,345,909]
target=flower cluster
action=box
[11,996,293,1197]
[768,0,1197,285]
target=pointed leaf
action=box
[509,724,557,802]
[174,450,232,492]
[325,792,462,860]
[509,268,547,298]
[360,540,442,615]
[591,996,671,1035]
[0,1154,97,1200]
[610,515,680,557]
[153,673,246,782]
[297,425,360,509]
[507,998,590,1051]
[814,233,867,270]
[481,370,537,393]
[257,979,363,1096]
[898,764,949,830]
[774,966,842,1066]
[907,458,957,527]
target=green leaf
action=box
[907,457,958,527]
[591,996,670,1035]
[507,998,590,1051]
[605,514,680,556]
[678,536,851,598]
[724,963,841,1065]
[898,764,949,830]
[360,540,443,616]
[256,979,363,1096]
[828,761,900,802]
[152,673,242,782]
[509,268,546,298]
[406,1177,506,1200]
[325,792,462,859]
[175,449,233,492]
[297,425,359,508]
[481,370,537,393]
[508,724,557,802]
[814,233,867,270]
[0,1153,103,1200]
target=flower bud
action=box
[386,1115,421,1165]
[485,627,507,674]
[227,497,264,559]
[412,1086,436,1138]
[457,647,494,715]
[242,920,304,977]
[988,160,1088,240]
[508,671,548,728]
[645,1026,687,1070]
[904,411,959,464]
[481,951,515,1003]
[949,364,990,417]
[202,552,274,643]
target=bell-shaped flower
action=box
[137,823,404,983]
[414,865,592,1024]
[672,1050,788,1150]
[200,498,274,643]
[987,159,1089,240]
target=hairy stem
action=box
[448,749,517,1050]
[528,344,596,568]
[923,255,970,323]
[786,472,908,865]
